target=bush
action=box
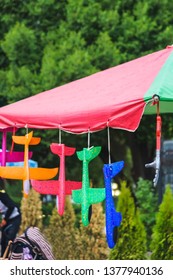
[109,181,147,260]
[20,188,43,233]
[135,177,158,247]
[150,185,173,260]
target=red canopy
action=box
[0,46,173,134]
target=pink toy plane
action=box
[31,143,82,215]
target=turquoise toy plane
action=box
[72,146,105,226]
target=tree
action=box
[77,202,109,260]
[135,177,158,247]
[20,187,43,233]
[44,196,80,260]
[150,185,173,260]
[109,182,147,260]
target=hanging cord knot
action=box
[152,94,160,106]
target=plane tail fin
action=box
[77,146,101,162]
[13,131,41,146]
[50,143,76,156]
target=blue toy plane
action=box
[72,146,105,226]
[103,161,124,248]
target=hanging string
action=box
[107,125,111,164]
[25,124,28,138]
[10,127,16,154]
[88,130,90,149]
[59,128,62,144]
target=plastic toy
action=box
[103,161,124,248]
[31,143,82,215]
[145,95,161,186]
[0,131,58,197]
[0,128,32,166]
[72,146,105,226]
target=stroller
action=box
[1,226,55,260]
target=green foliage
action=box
[44,197,80,260]
[5,179,22,206]
[135,177,158,246]
[109,182,147,260]
[150,185,173,260]
[5,65,39,103]
[2,22,38,68]
[20,187,43,234]
[77,203,109,260]
[88,32,122,70]
[44,198,109,260]
[42,200,55,226]
[123,146,133,184]
[40,29,97,90]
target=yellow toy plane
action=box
[0,131,58,197]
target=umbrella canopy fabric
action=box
[0,46,173,134]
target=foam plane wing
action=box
[0,131,58,197]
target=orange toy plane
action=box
[0,131,58,197]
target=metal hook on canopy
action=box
[107,124,111,164]
[152,94,160,114]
